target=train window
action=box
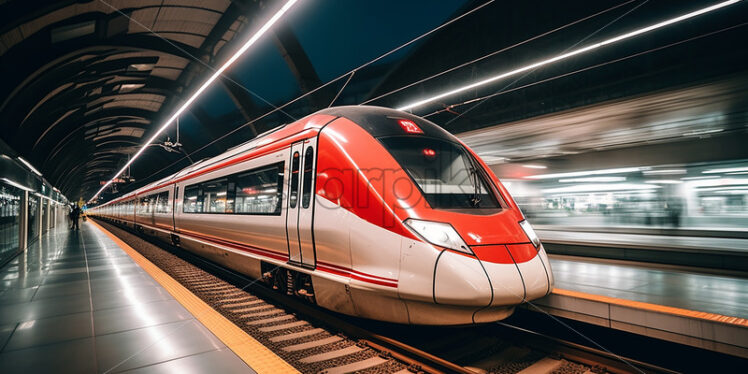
[183,185,202,213]
[379,136,501,211]
[155,192,169,214]
[202,178,227,213]
[290,151,300,209]
[233,162,284,215]
[302,147,314,209]
[138,197,150,214]
[225,180,235,213]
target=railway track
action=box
[97,220,672,374]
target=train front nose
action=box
[429,218,553,309]
[474,219,554,306]
[474,242,553,305]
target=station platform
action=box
[2,221,746,370]
[0,222,290,373]
[537,228,748,272]
[532,255,748,358]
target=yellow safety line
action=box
[553,288,748,327]
[90,221,299,374]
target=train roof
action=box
[97,106,455,207]
[317,106,455,142]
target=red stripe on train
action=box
[135,222,398,288]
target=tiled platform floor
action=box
[550,257,748,319]
[538,229,748,253]
[0,223,254,373]
[537,256,748,357]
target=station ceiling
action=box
[0,0,745,202]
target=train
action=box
[88,106,554,325]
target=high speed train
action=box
[89,106,553,325]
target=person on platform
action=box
[71,205,81,230]
[68,204,75,228]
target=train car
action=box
[90,106,553,325]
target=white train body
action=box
[89,106,553,325]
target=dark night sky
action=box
[196,0,469,115]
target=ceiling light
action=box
[128,64,154,71]
[1,178,34,192]
[119,83,145,93]
[642,169,687,175]
[17,157,42,176]
[645,180,682,184]
[680,176,719,180]
[397,0,740,111]
[527,166,649,180]
[703,166,748,174]
[90,0,301,203]
[559,177,626,183]
[542,183,659,194]
[682,128,724,136]
[522,164,547,169]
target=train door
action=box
[149,194,156,227]
[172,185,178,230]
[286,143,303,264]
[286,140,317,268]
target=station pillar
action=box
[18,191,28,251]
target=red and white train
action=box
[89,106,553,325]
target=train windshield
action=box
[379,136,501,211]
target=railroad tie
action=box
[238,308,283,319]
[516,357,563,374]
[259,320,308,332]
[270,328,325,342]
[321,356,389,374]
[246,314,295,326]
[222,299,265,310]
[298,345,363,363]
[282,336,343,352]
[217,296,254,304]
[231,304,275,314]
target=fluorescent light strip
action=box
[542,183,659,194]
[527,166,648,180]
[703,166,748,174]
[559,177,626,183]
[397,0,741,111]
[642,169,687,175]
[17,157,42,176]
[90,0,300,202]
[1,178,34,192]
[681,176,719,180]
[644,180,682,184]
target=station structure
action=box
[1,1,746,373]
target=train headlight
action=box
[519,220,541,248]
[404,219,473,254]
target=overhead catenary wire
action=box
[395,0,743,112]
[90,0,303,202]
[360,0,641,106]
[113,0,497,192]
[95,0,297,122]
[442,0,651,126]
[419,22,748,121]
[122,0,647,192]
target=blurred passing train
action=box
[89,106,553,325]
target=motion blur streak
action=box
[397,0,742,111]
